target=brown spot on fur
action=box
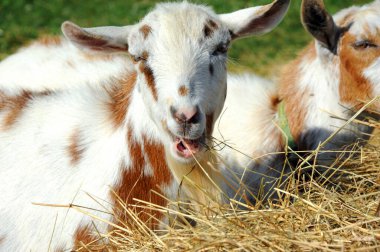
[338,33,379,105]
[0,91,31,129]
[204,19,219,37]
[178,85,189,97]
[73,224,97,250]
[0,90,52,130]
[140,25,152,39]
[68,130,85,166]
[139,62,158,101]
[37,36,62,46]
[111,125,172,229]
[108,72,137,128]
[279,44,316,142]
[141,51,149,61]
[270,95,281,110]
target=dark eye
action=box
[131,51,149,63]
[353,40,378,50]
[212,43,228,56]
[132,56,141,63]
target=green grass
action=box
[0,0,372,75]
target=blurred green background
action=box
[0,0,372,75]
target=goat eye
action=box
[212,44,228,56]
[131,53,148,63]
[353,40,377,50]
[132,55,141,63]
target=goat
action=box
[215,0,380,203]
[0,1,290,250]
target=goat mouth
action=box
[174,134,205,159]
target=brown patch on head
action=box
[0,235,4,245]
[110,125,172,229]
[108,71,137,128]
[0,90,52,130]
[141,51,149,61]
[139,62,158,101]
[37,36,62,46]
[140,25,152,39]
[204,19,219,37]
[206,113,214,137]
[338,32,380,105]
[279,43,316,143]
[270,95,281,110]
[68,130,86,166]
[178,85,189,97]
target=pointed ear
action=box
[219,0,290,40]
[301,0,347,54]
[61,21,133,52]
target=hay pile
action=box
[77,118,380,251]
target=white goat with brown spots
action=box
[215,0,380,203]
[0,1,290,250]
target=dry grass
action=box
[73,112,380,252]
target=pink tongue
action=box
[176,138,200,158]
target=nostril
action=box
[172,106,200,124]
[186,108,200,124]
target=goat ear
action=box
[219,0,290,40]
[61,21,132,52]
[301,0,346,54]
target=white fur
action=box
[214,74,281,168]
[365,59,380,96]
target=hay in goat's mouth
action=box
[72,111,380,251]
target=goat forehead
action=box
[145,2,224,41]
[335,6,380,36]
[151,47,207,79]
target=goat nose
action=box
[171,106,200,124]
